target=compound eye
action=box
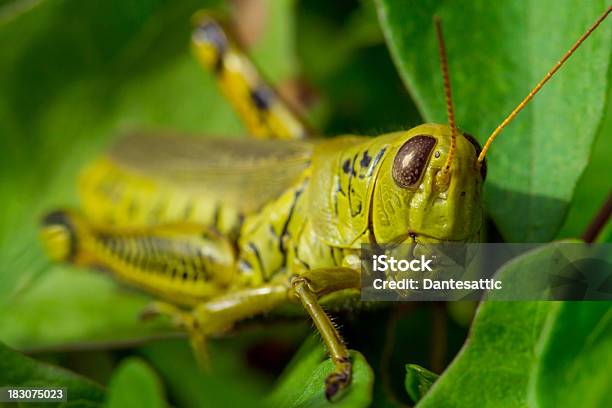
[392,135,436,188]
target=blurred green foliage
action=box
[0,0,610,407]
[0,342,105,407]
[378,0,611,242]
[105,358,165,408]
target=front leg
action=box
[291,276,351,400]
[143,267,361,400]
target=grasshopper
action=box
[38,8,610,400]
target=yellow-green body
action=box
[42,124,483,307]
[38,15,485,399]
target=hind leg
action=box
[39,210,237,301]
[191,13,310,140]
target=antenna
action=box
[434,16,457,187]
[478,6,611,163]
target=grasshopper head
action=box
[371,123,485,244]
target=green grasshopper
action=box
[38,8,610,399]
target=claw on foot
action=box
[325,369,351,401]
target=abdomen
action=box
[79,158,243,236]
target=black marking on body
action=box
[250,85,274,111]
[124,237,135,265]
[196,247,211,280]
[96,232,215,282]
[278,186,305,260]
[141,237,152,271]
[132,238,142,266]
[367,147,387,177]
[329,247,335,262]
[360,151,371,168]
[42,211,78,261]
[99,234,116,259]
[296,256,310,270]
[109,237,119,255]
[188,255,198,278]
[342,159,351,174]
[152,237,166,273]
[346,154,357,198]
[143,237,156,272]
[262,180,308,280]
[125,236,138,266]
[193,21,228,74]
[353,201,362,216]
[333,178,343,216]
[236,213,246,229]
[214,52,224,73]
[180,258,189,280]
[248,242,265,275]
[329,246,342,267]
[358,150,373,179]
[347,154,362,217]
[334,158,348,215]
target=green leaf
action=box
[416,302,550,407]
[105,358,166,408]
[532,302,612,407]
[0,341,105,407]
[418,244,612,406]
[377,0,612,241]
[0,267,172,349]
[415,301,612,407]
[557,84,612,239]
[404,364,438,403]
[267,335,374,408]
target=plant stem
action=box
[582,192,612,243]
